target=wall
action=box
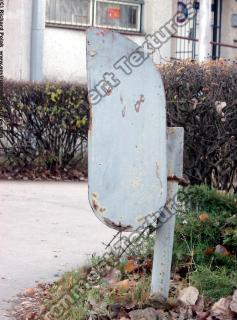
[4,0,173,82]
[4,0,32,80]
[43,27,86,83]
[221,0,237,60]
[43,27,146,83]
[142,0,174,63]
[43,0,172,83]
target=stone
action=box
[196,311,209,320]
[177,286,199,306]
[215,244,230,256]
[192,295,205,313]
[210,297,234,320]
[230,290,237,313]
[129,308,157,320]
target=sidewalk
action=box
[0,181,115,319]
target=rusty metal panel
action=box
[87,27,167,231]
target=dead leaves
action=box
[9,277,237,320]
[104,268,122,286]
[8,283,52,320]
[123,258,153,276]
[8,246,237,320]
[124,260,138,274]
[204,248,215,256]
[129,307,157,320]
[25,312,36,320]
[199,213,209,223]
[24,288,36,297]
[112,279,136,291]
[0,166,87,182]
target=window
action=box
[46,0,142,32]
[46,0,93,26]
[94,0,141,31]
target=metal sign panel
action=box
[87,28,167,231]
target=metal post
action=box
[30,0,46,81]
[199,0,212,61]
[151,127,184,299]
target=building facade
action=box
[4,0,237,83]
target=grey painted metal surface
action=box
[151,127,184,298]
[87,28,167,231]
[30,0,45,81]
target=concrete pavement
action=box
[0,181,115,319]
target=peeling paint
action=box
[122,106,126,118]
[156,162,163,196]
[103,217,132,231]
[91,193,107,214]
[135,95,145,113]
[137,216,145,224]
[106,88,112,96]
[89,49,97,57]
[92,198,99,211]
[167,176,187,186]
[96,29,110,36]
[120,95,126,118]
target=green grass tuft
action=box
[191,266,237,301]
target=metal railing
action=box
[172,34,237,60]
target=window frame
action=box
[45,0,93,27]
[45,0,143,33]
[93,0,142,32]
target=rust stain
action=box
[167,176,188,186]
[103,218,132,231]
[167,176,180,183]
[156,162,163,195]
[96,29,110,36]
[134,95,145,113]
[92,198,99,211]
[106,88,112,96]
[168,127,176,135]
[91,193,107,214]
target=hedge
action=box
[0,61,236,191]
[161,60,237,192]
[0,82,89,173]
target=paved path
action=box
[0,181,115,319]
